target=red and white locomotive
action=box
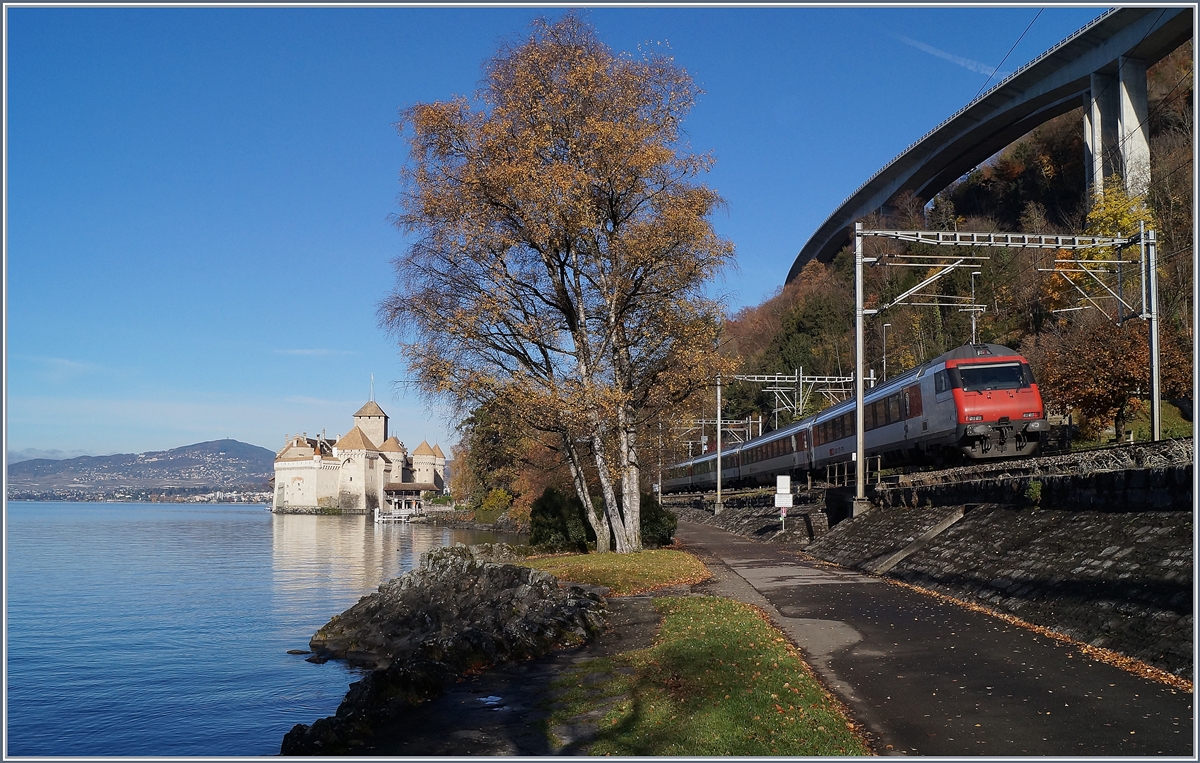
[664,343,1048,492]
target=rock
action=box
[281,543,607,755]
[287,649,311,655]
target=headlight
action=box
[1023,411,1041,418]
[967,415,983,422]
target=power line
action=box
[973,8,1044,103]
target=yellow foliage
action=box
[382,13,733,551]
[1084,176,1155,259]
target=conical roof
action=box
[354,400,387,418]
[335,426,378,452]
[431,443,446,459]
[379,436,404,453]
[412,440,436,457]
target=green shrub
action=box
[1024,480,1043,506]
[639,491,677,548]
[476,488,513,524]
[530,488,677,552]
[530,487,592,552]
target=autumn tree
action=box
[1020,312,1190,439]
[380,13,734,553]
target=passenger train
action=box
[664,343,1049,493]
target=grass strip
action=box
[544,595,872,756]
[518,549,709,596]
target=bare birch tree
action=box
[379,13,734,552]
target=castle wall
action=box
[335,451,380,514]
[274,459,341,511]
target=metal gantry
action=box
[676,417,760,456]
[852,224,1163,507]
[684,369,863,514]
[731,369,859,428]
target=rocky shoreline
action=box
[280,544,606,755]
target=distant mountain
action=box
[7,447,97,465]
[7,439,276,499]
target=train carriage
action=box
[664,343,1047,493]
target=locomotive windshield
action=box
[957,362,1029,391]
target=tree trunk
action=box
[588,426,632,553]
[562,434,610,553]
[615,403,642,551]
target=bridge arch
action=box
[788,7,1192,282]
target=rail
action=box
[663,438,1192,500]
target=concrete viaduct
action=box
[787,7,1193,283]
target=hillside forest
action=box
[451,41,1193,526]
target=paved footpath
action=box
[676,520,1194,757]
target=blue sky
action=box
[5,5,1107,456]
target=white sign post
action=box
[775,476,792,531]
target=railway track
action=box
[661,437,1192,500]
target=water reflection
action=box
[270,515,526,625]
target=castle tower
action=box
[352,400,388,447]
[412,440,437,486]
[334,426,381,512]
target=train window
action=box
[958,362,1028,391]
[935,370,949,394]
[888,395,901,422]
[906,385,923,418]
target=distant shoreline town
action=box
[7,488,273,504]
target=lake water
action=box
[5,501,525,757]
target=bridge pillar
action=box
[1118,57,1151,198]
[1086,60,1151,201]
[1086,72,1120,198]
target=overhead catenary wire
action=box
[972,8,1044,103]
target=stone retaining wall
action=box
[270,505,370,515]
[876,465,1193,513]
[664,490,829,546]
